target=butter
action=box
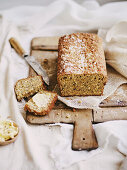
[0,120,18,142]
[32,93,51,107]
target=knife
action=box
[9,37,49,85]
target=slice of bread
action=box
[15,76,45,101]
[24,90,58,115]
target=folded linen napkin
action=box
[98,21,127,79]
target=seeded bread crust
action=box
[57,33,107,96]
[24,91,58,116]
[15,75,45,101]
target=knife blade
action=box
[9,37,49,85]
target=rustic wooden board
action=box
[93,107,127,123]
[27,36,127,151]
[26,109,98,150]
[31,37,59,50]
[26,106,127,150]
[30,36,127,107]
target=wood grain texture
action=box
[26,109,98,150]
[100,84,127,107]
[29,50,58,91]
[93,107,127,123]
[9,37,26,57]
[72,110,98,150]
[31,37,59,50]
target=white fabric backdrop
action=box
[0,0,127,170]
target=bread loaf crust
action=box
[57,33,107,96]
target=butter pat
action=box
[32,93,51,108]
[0,120,18,142]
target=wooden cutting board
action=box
[26,36,127,151]
[29,36,127,107]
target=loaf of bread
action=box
[15,76,45,101]
[24,90,58,115]
[57,33,107,96]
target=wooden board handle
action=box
[26,109,98,150]
[72,120,98,150]
[9,37,26,57]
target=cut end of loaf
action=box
[58,73,107,96]
[24,90,58,115]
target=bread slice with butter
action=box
[24,90,58,115]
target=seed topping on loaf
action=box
[57,33,107,96]
[58,33,106,75]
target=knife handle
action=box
[9,37,26,57]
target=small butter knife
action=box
[9,37,49,85]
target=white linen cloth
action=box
[98,21,127,79]
[0,0,127,170]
